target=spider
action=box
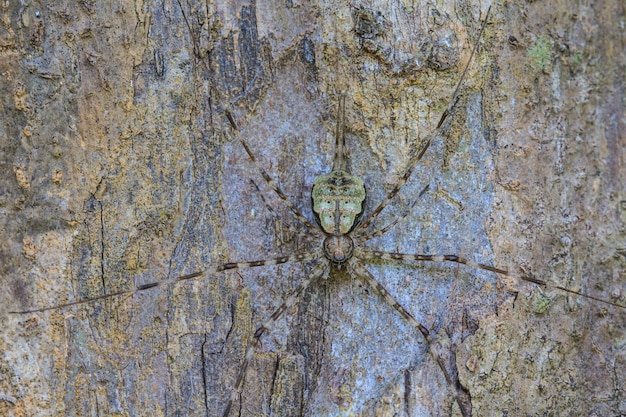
[10,5,625,417]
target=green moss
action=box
[533,293,552,314]
[528,36,552,72]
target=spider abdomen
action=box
[312,169,366,235]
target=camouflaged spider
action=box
[11,6,625,416]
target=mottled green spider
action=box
[11,6,625,416]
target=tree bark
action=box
[2,1,624,416]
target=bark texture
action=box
[2,1,625,416]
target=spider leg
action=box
[357,248,507,275]
[353,133,435,234]
[355,185,430,243]
[353,6,491,235]
[223,260,329,417]
[9,250,323,314]
[225,110,322,235]
[357,248,626,309]
[177,3,318,236]
[348,258,471,417]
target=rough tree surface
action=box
[1,1,624,416]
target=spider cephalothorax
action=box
[322,234,355,265]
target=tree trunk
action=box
[2,1,624,416]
